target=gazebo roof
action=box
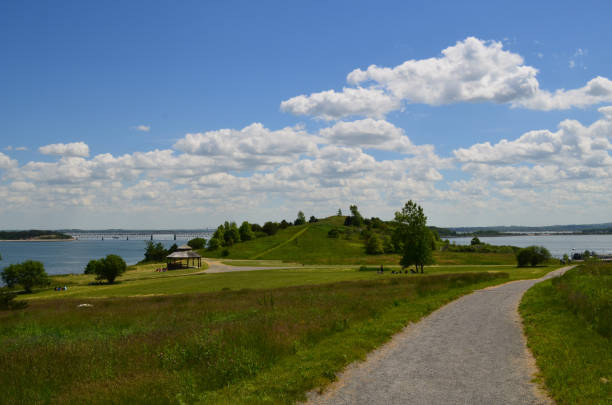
[167,250,201,259]
[176,244,192,251]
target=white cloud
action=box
[281,37,612,120]
[319,119,414,152]
[280,87,401,120]
[0,152,17,169]
[39,142,90,157]
[133,125,151,132]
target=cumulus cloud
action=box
[280,87,401,120]
[319,118,417,152]
[281,37,612,120]
[0,152,17,169]
[39,142,90,157]
[174,123,322,170]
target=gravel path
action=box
[307,266,574,405]
[201,259,303,273]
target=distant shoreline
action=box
[0,238,76,242]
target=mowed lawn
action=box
[26,262,559,300]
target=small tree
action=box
[262,221,279,236]
[337,208,342,216]
[187,238,206,250]
[470,236,481,246]
[207,237,221,250]
[394,200,433,273]
[144,241,167,262]
[366,234,384,254]
[239,222,255,241]
[308,216,318,223]
[1,260,49,293]
[94,254,127,284]
[516,246,551,267]
[295,211,306,225]
[344,205,364,227]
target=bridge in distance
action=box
[65,230,213,241]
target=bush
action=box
[365,234,384,255]
[516,246,551,267]
[327,229,340,238]
[86,254,127,284]
[262,222,279,236]
[187,238,206,250]
[221,249,230,257]
[470,236,481,245]
[1,260,49,293]
[207,238,221,250]
[0,288,28,310]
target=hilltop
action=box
[201,216,516,265]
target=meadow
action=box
[520,261,612,404]
[2,271,513,404]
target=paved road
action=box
[307,266,574,405]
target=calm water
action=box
[0,239,189,276]
[449,234,612,257]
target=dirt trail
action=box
[307,266,574,405]
[199,259,303,273]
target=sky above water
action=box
[1,0,611,229]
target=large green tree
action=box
[394,200,433,273]
[239,221,255,241]
[1,260,49,293]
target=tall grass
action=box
[551,261,611,337]
[0,272,507,404]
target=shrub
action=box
[365,234,384,255]
[470,236,481,245]
[516,246,551,267]
[207,238,221,250]
[262,222,279,236]
[187,238,206,250]
[327,229,340,238]
[0,288,28,310]
[221,249,230,257]
[86,254,127,284]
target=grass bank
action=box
[519,262,612,404]
[25,263,557,300]
[1,272,510,404]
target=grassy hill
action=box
[202,216,516,265]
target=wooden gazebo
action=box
[166,244,202,270]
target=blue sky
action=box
[1,0,611,228]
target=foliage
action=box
[365,234,384,255]
[343,205,364,227]
[1,260,49,293]
[262,221,279,236]
[294,211,306,226]
[470,236,481,245]
[238,222,255,242]
[87,254,127,284]
[187,238,207,250]
[327,228,340,238]
[0,288,28,310]
[279,220,291,229]
[207,237,221,251]
[516,245,551,267]
[394,201,433,272]
[308,216,318,223]
[337,208,342,216]
[551,262,611,337]
[0,230,71,240]
[143,241,169,262]
[223,221,241,246]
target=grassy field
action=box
[1,271,514,404]
[24,262,558,300]
[201,217,516,266]
[520,262,612,404]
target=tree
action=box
[224,222,241,246]
[308,215,318,223]
[213,225,225,243]
[337,208,342,216]
[207,237,221,250]
[262,221,279,236]
[295,211,306,225]
[394,200,433,273]
[238,222,255,242]
[366,234,384,254]
[187,238,206,250]
[516,246,551,267]
[279,220,291,229]
[88,254,127,284]
[144,241,168,262]
[344,205,364,227]
[470,236,481,245]
[1,260,49,293]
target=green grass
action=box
[25,263,559,300]
[1,271,512,404]
[202,218,516,266]
[519,264,612,405]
